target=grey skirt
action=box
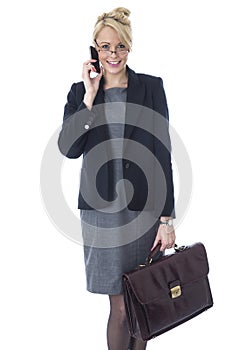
[80,209,159,295]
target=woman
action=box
[58,7,176,350]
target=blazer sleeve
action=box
[57,82,96,159]
[153,78,175,218]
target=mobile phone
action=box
[90,46,100,73]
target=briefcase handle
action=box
[145,243,163,265]
[145,243,187,266]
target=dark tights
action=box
[107,294,147,350]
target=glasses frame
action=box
[94,40,129,56]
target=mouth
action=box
[107,60,121,67]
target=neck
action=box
[103,68,128,89]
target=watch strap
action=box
[160,219,173,226]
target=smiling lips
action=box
[107,61,121,67]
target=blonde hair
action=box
[93,7,132,51]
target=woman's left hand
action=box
[151,224,176,251]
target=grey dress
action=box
[80,87,159,295]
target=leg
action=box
[107,294,131,350]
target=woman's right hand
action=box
[82,59,103,109]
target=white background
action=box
[1,0,232,349]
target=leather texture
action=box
[122,242,213,341]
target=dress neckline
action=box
[104,87,127,92]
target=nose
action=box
[109,50,118,57]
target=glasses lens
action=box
[117,49,128,55]
[99,49,128,56]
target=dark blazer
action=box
[58,66,175,217]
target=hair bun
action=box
[111,7,131,24]
[96,7,131,26]
[113,7,131,18]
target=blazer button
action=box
[125,162,130,169]
[84,117,93,130]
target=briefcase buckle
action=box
[170,285,182,299]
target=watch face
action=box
[168,219,173,226]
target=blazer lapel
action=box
[124,67,146,148]
[94,78,105,105]
[126,66,146,106]
[93,78,108,138]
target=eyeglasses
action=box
[95,40,129,56]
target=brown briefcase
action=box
[122,242,213,341]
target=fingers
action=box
[161,229,176,251]
[82,61,96,81]
[152,224,176,252]
[82,60,103,96]
[84,59,99,65]
[150,237,160,251]
[83,59,100,73]
[82,60,103,80]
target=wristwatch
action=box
[160,219,173,227]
